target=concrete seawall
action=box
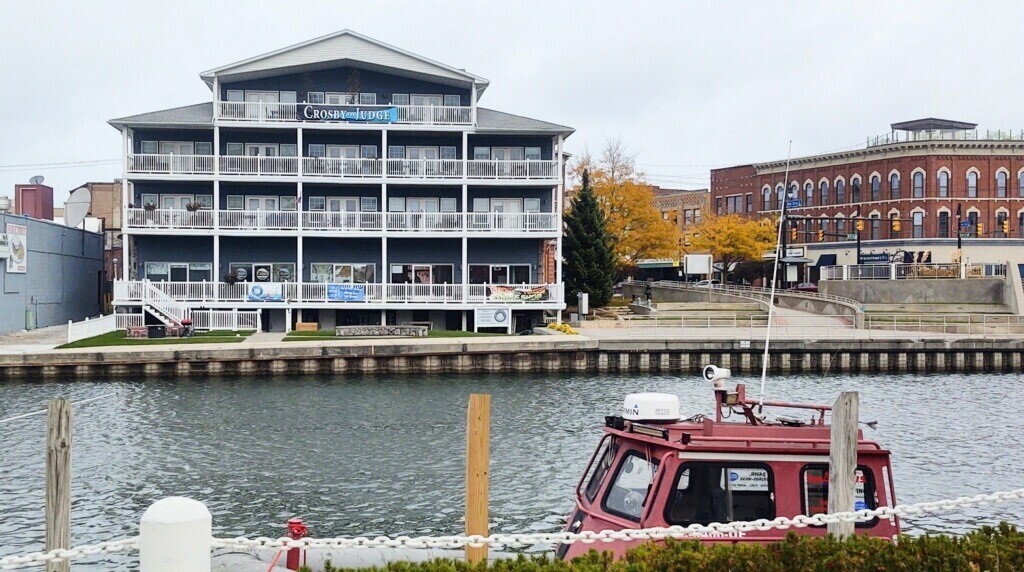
[2,337,1022,380]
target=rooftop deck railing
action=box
[867,129,1024,147]
[217,101,473,125]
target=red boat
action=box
[557,366,899,560]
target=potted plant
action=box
[144,201,157,211]
[185,201,203,212]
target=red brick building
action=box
[711,119,1024,268]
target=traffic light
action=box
[856,219,864,231]
[1002,219,1010,235]
[891,219,901,233]
[817,229,824,242]
[790,227,798,241]
[977,223,984,237]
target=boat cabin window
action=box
[665,462,775,525]
[802,465,878,527]
[602,451,658,522]
[583,438,618,502]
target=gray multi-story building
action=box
[110,30,572,332]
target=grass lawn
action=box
[57,330,254,349]
[282,329,508,342]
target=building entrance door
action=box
[490,198,522,229]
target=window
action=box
[583,438,618,502]
[836,218,846,238]
[311,263,375,284]
[390,264,454,284]
[226,90,243,102]
[196,195,213,209]
[308,144,325,158]
[870,214,880,239]
[141,141,158,154]
[326,92,357,105]
[804,182,813,207]
[392,93,409,105]
[997,212,1008,238]
[968,211,978,234]
[226,143,244,156]
[193,142,212,156]
[889,173,900,199]
[776,185,784,210]
[525,147,542,160]
[664,463,774,525]
[525,198,541,212]
[305,92,324,104]
[388,146,405,159]
[145,262,169,282]
[997,171,1008,198]
[280,92,297,103]
[139,193,158,208]
[280,196,297,211]
[226,195,244,210]
[913,172,924,198]
[851,177,861,203]
[819,181,829,206]
[725,195,743,214]
[716,197,723,215]
[473,147,490,161]
[802,466,876,526]
[1019,171,1024,198]
[360,145,378,159]
[440,146,458,160]
[602,452,658,522]
[746,193,753,212]
[967,171,978,197]
[870,175,880,200]
[443,94,461,106]
[694,209,701,223]
[938,211,950,237]
[890,213,901,239]
[388,197,406,212]
[1019,213,1024,238]
[360,197,378,212]
[359,93,377,105]
[440,198,457,212]
[280,144,297,157]
[912,212,923,238]
[938,171,949,197]
[762,188,771,210]
[469,264,531,284]
[308,196,326,211]
[836,180,845,204]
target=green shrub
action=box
[302,523,1024,571]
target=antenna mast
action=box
[759,141,793,405]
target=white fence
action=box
[67,315,119,343]
[865,314,1024,336]
[821,262,1007,280]
[609,314,856,339]
[191,310,260,331]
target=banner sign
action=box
[296,105,398,123]
[5,224,27,273]
[246,282,283,302]
[785,247,805,258]
[327,284,365,302]
[486,285,549,302]
[475,306,511,329]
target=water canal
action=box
[1,372,1021,566]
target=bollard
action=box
[286,517,308,570]
[140,497,211,572]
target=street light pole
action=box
[955,203,962,251]
[855,225,861,265]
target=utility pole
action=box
[955,203,963,251]
[855,223,862,265]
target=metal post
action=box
[827,391,859,539]
[855,226,862,265]
[466,394,491,564]
[45,399,72,572]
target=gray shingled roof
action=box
[108,102,573,134]
[108,103,213,129]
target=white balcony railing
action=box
[303,211,384,232]
[218,210,299,230]
[465,212,558,232]
[217,102,473,126]
[126,208,214,229]
[466,160,558,179]
[384,159,464,179]
[385,212,464,232]
[219,156,299,176]
[302,157,382,178]
[127,154,214,175]
[114,281,562,305]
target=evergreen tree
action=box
[563,170,615,307]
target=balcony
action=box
[219,156,299,176]
[125,209,559,234]
[115,280,562,305]
[216,101,473,126]
[127,154,214,175]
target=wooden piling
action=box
[46,399,72,572]
[827,392,858,539]
[466,394,491,565]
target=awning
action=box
[780,257,813,264]
[814,254,838,267]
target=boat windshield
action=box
[665,462,775,525]
[583,437,618,502]
[602,451,658,522]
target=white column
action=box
[213,126,220,176]
[381,129,388,176]
[462,130,469,179]
[123,230,131,281]
[462,184,469,292]
[213,235,220,288]
[381,236,388,300]
[555,134,564,290]
[297,235,304,283]
[296,181,303,231]
[296,127,303,176]
[470,82,478,125]
[140,497,211,572]
[212,77,220,119]
[212,180,220,229]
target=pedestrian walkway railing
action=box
[821,262,1006,281]
[644,280,863,313]
[611,314,854,339]
[865,314,1024,336]
[5,487,1024,570]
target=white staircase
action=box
[142,282,190,326]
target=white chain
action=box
[3,487,1023,569]
[0,538,138,570]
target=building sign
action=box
[5,223,27,273]
[860,253,890,264]
[246,282,283,302]
[637,258,678,267]
[785,247,805,258]
[327,284,365,302]
[0,233,9,259]
[785,199,802,209]
[475,306,511,330]
[486,284,549,302]
[296,105,398,123]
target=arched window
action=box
[1019,212,1024,238]
[836,180,846,204]
[804,182,813,207]
[889,172,900,199]
[1019,171,1024,198]
[967,171,978,198]
[870,175,881,200]
[938,170,949,198]
[938,211,950,237]
[996,211,1009,237]
[762,187,771,211]
[889,212,901,239]
[912,211,924,238]
[996,171,1007,198]
[776,185,784,210]
[836,217,846,238]
[870,213,881,239]
[913,172,924,198]
[851,177,862,203]
[819,180,829,206]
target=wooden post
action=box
[466,394,491,565]
[827,391,859,539]
[45,399,72,572]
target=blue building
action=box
[110,30,572,332]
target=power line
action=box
[0,159,120,172]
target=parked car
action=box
[789,282,819,292]
[694,279,721,288]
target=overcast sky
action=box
[2,0,1023,204]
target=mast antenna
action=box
[759,141,793,405]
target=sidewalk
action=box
[0,324,67,354]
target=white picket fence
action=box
[67,315,116,343]
[191,310,260,331]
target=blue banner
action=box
[297,105,398,123]
[246,283,284,302]
[327,284,365,301]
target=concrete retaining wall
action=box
[2,337,1023,380]
[822,278,1006,306]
